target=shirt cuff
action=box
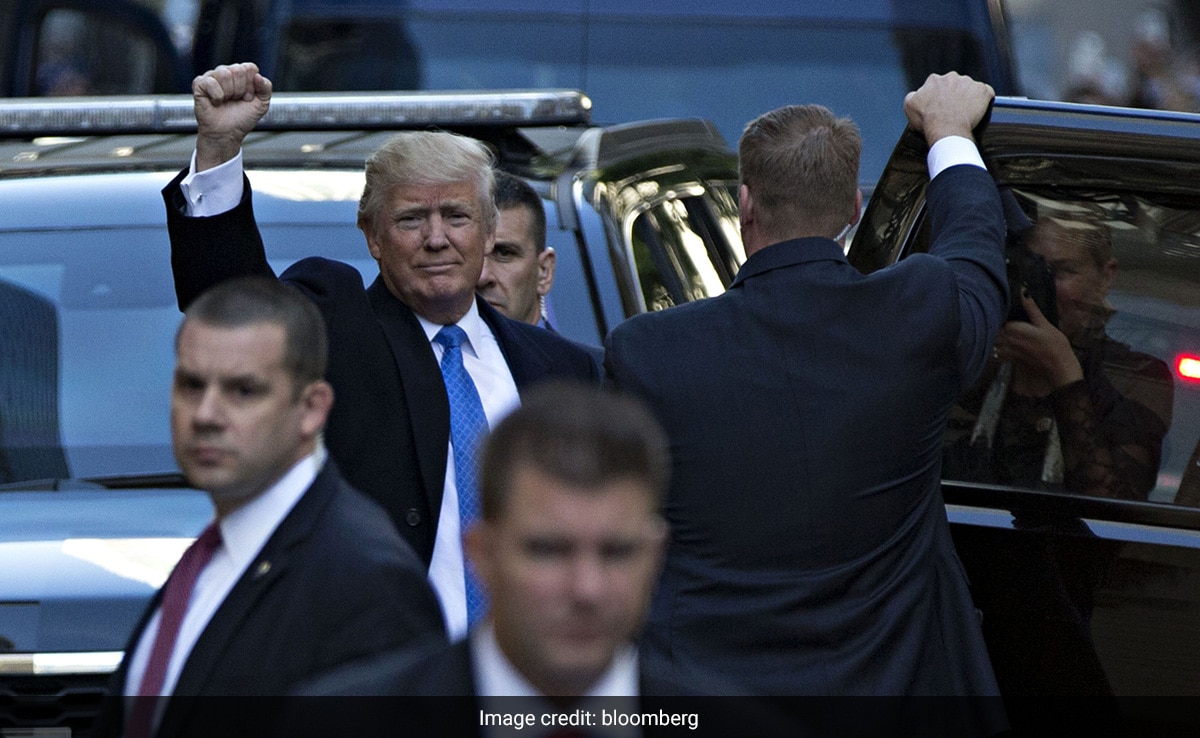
[926,135,986,179]
[179,149,245,217]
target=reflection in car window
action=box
[938,188,1200,505]
[630,197,728,312]
[34,8,160,95]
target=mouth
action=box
[418,263,461,274]
[187,446,231,466]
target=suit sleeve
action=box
[924,164,1007,390]
[162,167,276,311]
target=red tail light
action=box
[1178,355,1200,382]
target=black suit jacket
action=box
[95,461,445,738]
[163,171,599,563]
[605,166,1008,734]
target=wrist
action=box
[195,133,245,172]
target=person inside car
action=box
[944,210,1173,501]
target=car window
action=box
[0,191,371,486]
[629,194,739,312]
[33,8,164,95]
[925,186,1200,506]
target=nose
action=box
[425,213,450,249]
[192,386,225,427]
[569,553,606,605]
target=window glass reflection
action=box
[630,197,728,313]
[35,9,158,95]
[942,189,1200,505]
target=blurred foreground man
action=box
[97,277,444,738]
[605,74,1008,734]
[288,384,791,736]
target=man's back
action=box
[605,163,1005,701]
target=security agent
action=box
[94,276,444,738]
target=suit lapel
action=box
[158,465,338,716]
[366,277,450,517]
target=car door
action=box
[850,97,1200,733]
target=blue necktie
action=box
[433,325,489,625]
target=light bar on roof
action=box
[0,90,592,137]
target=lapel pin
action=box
[255,561,272,578]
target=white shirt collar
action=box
[472,623,641,737]
[417,299,487,359]
[216,444,325,568]
[471,622,640,698]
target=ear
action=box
[536,247,556,296]
[361,219,383,261]
[298,380,334,437]
[851,188,863,226]
[738,184,754,231]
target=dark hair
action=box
[493,170,547,252]
[179,277,329,389]
[479,383,669,520]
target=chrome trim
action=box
[0,90,591,136]
[0,651,122,676]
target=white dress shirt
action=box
[472,623,641,738]
[124,447,324,710]
[927,134,986,177]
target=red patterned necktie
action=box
[126,522,222,738]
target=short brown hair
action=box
[179,276,328,391]
[479,383,670,520]
[739,104,861,238]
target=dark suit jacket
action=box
[94,461,446,738]
[605,166,1008,731]
[163,171,599,563]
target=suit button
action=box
[405,508,421,526]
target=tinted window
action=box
[33,8,162,95]
[936,187,1200,506]
[0,175,370,485]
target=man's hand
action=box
[903,72,994,148]
[994,291,1083,390]
[193,63,273,172]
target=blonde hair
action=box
[357,131,498,237]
